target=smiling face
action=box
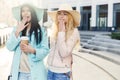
[21,6,31,23]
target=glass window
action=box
[97,5,108,28]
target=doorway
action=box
[116,12,120,30]
[81,6,91,30]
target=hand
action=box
[58,20,66,32]
[15,18,29,37]
[20,42,36,54]
[17,18,29,33]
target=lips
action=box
[25,16,30,20]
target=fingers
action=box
[59,19,65,26]
[17,19,29,32]
[58,20,66,31]
[24,23,29,27]
[20,42,27,50]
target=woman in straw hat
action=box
[6,4,49,80]
[47,4,81,80]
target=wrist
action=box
[31,48,36,54]
[15,30,20,37]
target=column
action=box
[76,4,80,13]
[91,4,97,28]
[108,2,113,28]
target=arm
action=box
[6,19,29,51]
[57,28,80,58]
[6,27,21,51]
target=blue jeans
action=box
[47,70,70,80]
[18,72,31,80]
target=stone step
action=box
[80,36,93,39]
[92,37,120,44]
[80,31,120,55]
[81,42,120,55]
[80,31,111,35]
[95,34,111,39]
[80,48,120,65]
[81,42,107,51]
[73,51,120,80]
[80,34,95,37]
[87,40,120,49]
[107,49,120,55]
[80,39,88,42]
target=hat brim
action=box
[48,10,80,27]
[12,5,44,21]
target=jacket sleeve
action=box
[57,28,80,58]
[31,27,49,61]
[6,27,21,51]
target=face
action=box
[57,11,68,24]
[21,6,31,23]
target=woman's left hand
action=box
[58,20,66,32]
[20,43,36,54]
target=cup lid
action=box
[21,36,29,40]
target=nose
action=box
[24,12,28,16]
[59,14,64,19]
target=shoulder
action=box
[41,26,45,31]
[73,28,79,35]
[74,28,79,32]
[41,27,46,32]
[73,28,80,39]
[40,27,47,37]
[38,27,46,34]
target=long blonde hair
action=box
[50,12,80,51]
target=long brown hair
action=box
[21,4,42,45]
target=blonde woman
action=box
[47,4,81,80]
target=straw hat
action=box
[48,4,80,27]
[12,4,44,21]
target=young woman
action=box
[6,4,49,80]
[47,4,81,80]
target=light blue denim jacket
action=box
[6,26,49,80]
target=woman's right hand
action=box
[15,18,29,37]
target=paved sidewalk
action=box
[0,47,13,80]
[0,47,120,80]
[72,51,120,80]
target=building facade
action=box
[47,0,120,31]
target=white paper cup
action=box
[21,36,29,45]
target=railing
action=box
[0,27,13,46]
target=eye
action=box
[57,11,61,15]
[64,12,68,15]
[22,9,25,12]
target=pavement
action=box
[0,47,120,80]
[0,47,13,80]
[72,50,120,80]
